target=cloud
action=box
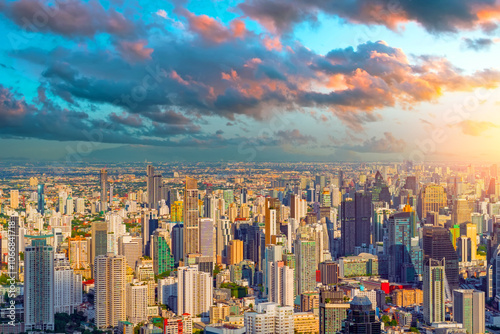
[274,129,316,145]
[454,120,498,136]
[338,132,406,153]
[0,0,141,38]
[237,0,500,34]
[116,40,154,62]
[462,37,497,51]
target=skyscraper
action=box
[184,177,200,256]
[10,189,19,209]
[318,261,339,285]
[453,289,485,334]
[418,184,447,219]
[177,265,212,317]
[319,286,348,334]
[8,214,20,281]
[142,210,159,256]
[152,229,175,276]
[37,184,45,215]
[423,258,445,324]
[387,212,414,283]
[460,222,477,261]
[265,197,280,246]
[423,226,459,294]
[199,218,214,260]
[343,296,382,334]
[341,192,372,256]
[54,253,82,314]
[91,221,108,275]
[295,237,317,295]
[24,236,55,332]
[100,169,108,212]
[452,199,472,226]
[95,254,126,329]
[267,261,294,307]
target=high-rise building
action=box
[453,290,485,334]
[318,261,339,285]
[152,229,175,276]
[37,184,45,215]
[171,223,184,265]
[418,184,447,219]
[177,265,212,317]
[75,197,85,214]
[423,226,459,294]
[95,254,126,329]
[452,199,472,226]
[423,258,445,324]
[100,169,108,212]
[228,240,244,265]
[457,236,471,263]
[126,283,148,324]
[268,261,294,307]
[68,236,90,269]
[24,236,55,331]
[54,253,82,314]
[199,218,214,260]
[319,286,349,334]
[244,302,294,334]
[295,237,317,295]
[341,192,372,256]
[343,296,382,334]
[142,210,159,256]
[460,222,477,261]
[8,214,20,281]
[184,177,200,256]
[10,189,19,209]
[265,198,280,246]
[91,221,108,275]
[387,212,415,283]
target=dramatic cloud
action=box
[462,37,497,50]
[454,120,498,136]
[0,0,141,38]
[238,0,500,34]
[339,132,406,153]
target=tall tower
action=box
[423,258,445,324]
[177,265,212,317]
[146,165,155,208]
[8,214,20,281]
[91,222,108,275]
[94,254,126,329]
[295,237,317,295]
[10,189,19,209]
[37,184,45,215]
[423,226,459,294]
[100,169,108,212]
[184,177,200,256]
[387,212,413,283]
[265,197,280,246]
[24,236,55,332]
[453,289,485,334]
[54,253,82,314]
[418,184,447,219]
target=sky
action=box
[0,0,500,163]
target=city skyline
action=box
[1,1,500,162]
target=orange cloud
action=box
[455,120,498,136]
[117,40,153,62]
[183,10,247,44]
[263,35,282,51]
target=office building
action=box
[341,192,371,256]
[319,286,349,334]
[10,189,19,209]
[184,177,200,255]
[100,169,108,212]
[152,229,174,276]
[460,222,477,261]
[453,290,485,334]
[387,211,414,283]
[418,184,447,219]
[37,184,45,215]
[200,218,215,259]
[343,296,382,334]
[95,254,126,329]
[24,236,55,332]
[295,237,317,295]
[452,199,472,226]
[423,226,459,293]
[318,261,339,285]
[228,240,244,265]
[423,258,445,324]
[91,221,108,274]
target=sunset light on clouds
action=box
[0,0,499,162]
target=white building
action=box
[244,302,294,334]
[126,282,148,324]
[54,253,82,314]
[95,254,126,329]
[268,261,294,307]
[158,276,178,313]
[177,265,212,317]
